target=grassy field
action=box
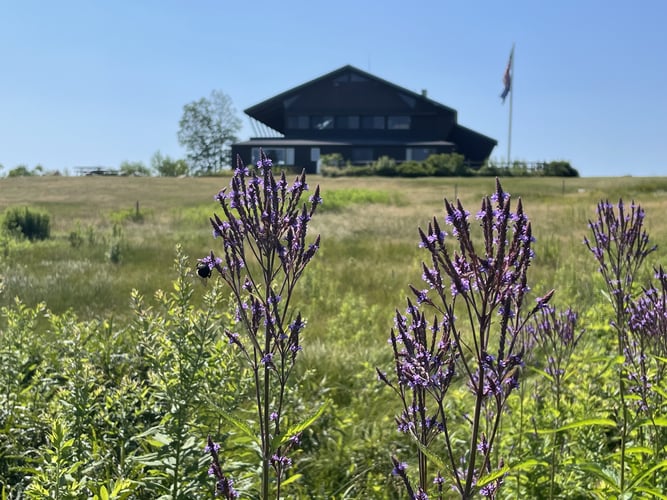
[3,174,667,394]
[3,174,667,497]
[3,174,667,321]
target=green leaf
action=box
[477,464,510,487]
[536,418,616,434]
[410,439,447,471]
[219,411,259,445]
[576,463,620,492]
[281,473,302,487]
[631,487,667,499]
[509,458,550,472]
[626,459,667,490]
[624,445,653,456]
[640,416,667,428]
[527,366,554,383]
[275,401,329,448]
[99,486,109,500]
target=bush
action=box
[373,156,397,176]
[396,160,433,177]
[119,160,151,176]
[424,153,467,176]
[342,164,376,176]
[7,164,41,177]
[320,153,344,168]
[2,206,51,241]
[544,160,579,177]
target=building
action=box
[231,65,496,173]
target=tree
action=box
[177,90,241,175]
[151,150,189,177]
[8,164,36,177]
[119,160,151,176]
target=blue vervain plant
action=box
[378,179,553,498]
[526,305,584,497]
[584,199,657,493]
[199,151,322,498]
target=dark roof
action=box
[244,65,459,133]
[236,138,455,147]
[449,124,497,162]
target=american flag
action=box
[501,48,513,103]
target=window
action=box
[312,115,334,130]
[388,115,411,130]
[406,148,435,162]
[361,115,385,129]
[252,148,295,166]
[351,148,374,163]
[287,115,309,129]
[336,115,360,129]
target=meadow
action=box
[2,174,667,498]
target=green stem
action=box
[464,362,485,498]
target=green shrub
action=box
[373,156,397,176]
[396,160,433,177]
[424,153,467,176]
[343,164,376,176]
[544,160,579,177]
[320,153,344,167]
[2,206,51,241]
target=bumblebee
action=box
[197,262,213,279]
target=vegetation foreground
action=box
[2,173,667,498]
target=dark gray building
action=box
[232,65,496,173]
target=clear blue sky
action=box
[2,1,666,176]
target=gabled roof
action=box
[244,65,459,133]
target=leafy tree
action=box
[119,160,151,176]
[7,164,36,177]
[177,90,241,175]
[151,150,189,177]
[544,160,579,177]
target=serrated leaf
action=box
[219,411,259,444]
[623,445,653,456]
[576,463,620,492]
[281,473,302,487]
[509,458,549,472]
[275,401,329,448]
[536,418,616,434]
[411,439,447,471]
[626,459,667,490]
[640,417,667,428]
[477,464,510,488]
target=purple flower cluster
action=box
[625,266,667,412]
[584,199,655,321]
[527,305,583,385]
[380,179,551,498]
[200,149,321,497]
[205,436,239,499]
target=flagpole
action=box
[507,43,515,166]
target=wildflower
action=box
[202,149,321,496]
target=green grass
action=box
[3,174,667,322]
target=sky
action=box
[1,1,666,177]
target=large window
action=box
[312,115,334,130]
[351,148,374,163]
[252,147,295,166]
[336,115,360,129]
[388,115,411,130]
[361,115,385,129]
[406,148,435,162]
[287,115,309,129]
